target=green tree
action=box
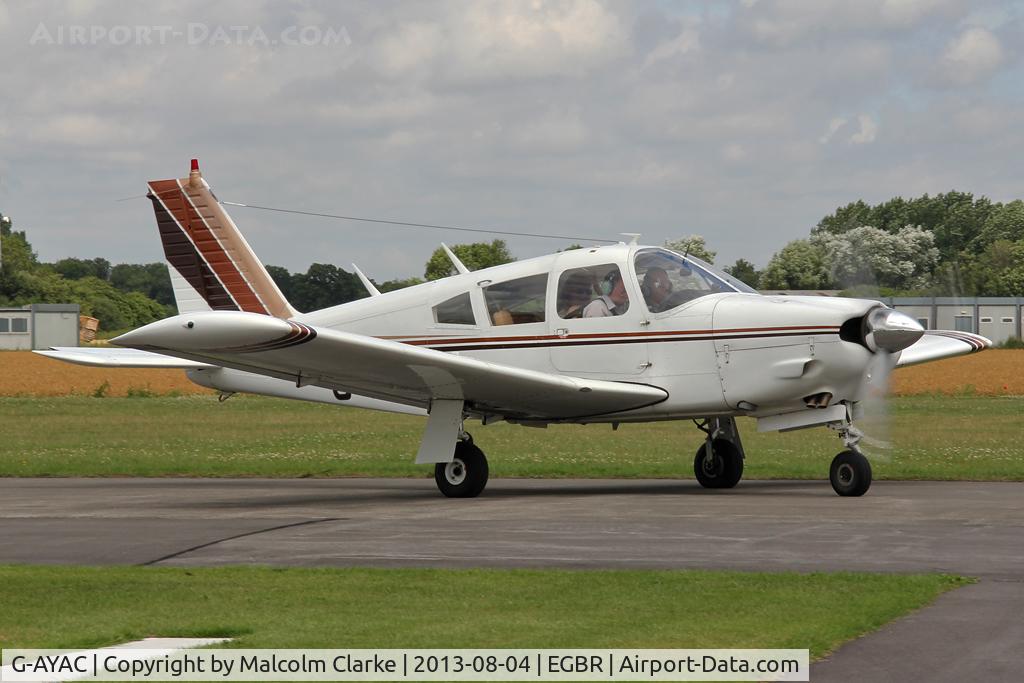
[814,200,873,235]
[0,218,38,287]
[424,240,515,280]
[758,239,830,290]
[50,257,111,281]
[378,277,425,293]
[664,235,716,264]
[959,239,1024,296]
[723,258,759,287]
[110,263,174,306]
[289,263,367,312]
[974,200,1024,248]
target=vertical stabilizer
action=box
[147,160,297,318]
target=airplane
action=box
[39,160,992,498]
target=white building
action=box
[0,304,80,350]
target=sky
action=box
[0,0,1022,280]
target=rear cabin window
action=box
[484,274,548,326]
[433,293,476,325]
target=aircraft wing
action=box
[34,347,213,368]
[111,311,669,421]
[896,330,991,368]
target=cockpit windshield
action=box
[634,248,758,313]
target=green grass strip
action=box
[0,395,1022,480]
[0,565,966,658]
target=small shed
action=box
[0,304,81,350]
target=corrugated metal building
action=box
[764,293,1022,345]
[879,297,1023,345]
[0,304,80,350]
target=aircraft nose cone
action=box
[864,308,924,353]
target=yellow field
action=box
[2,349,1021,398]
[1,351,211,397]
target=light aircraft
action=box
[40,160,991,497]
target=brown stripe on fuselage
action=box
[420,329,839,352]
[148,179,269,315]
[382,325,841,349]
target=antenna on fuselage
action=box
[352,264,381,297]
[620,233,641,246]
[441,243,470,275]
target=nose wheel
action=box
[829,449,872,497]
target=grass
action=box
[0,395,1021,480]
[0,565,966,658]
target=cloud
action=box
[941,26,1004,85]
[641,23,700,69]
[0,0,1021,277]
[819,117,848,144]
[741,0,966,47]
[849,114,878,145]
[368,0,629,83]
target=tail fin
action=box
[147,159,297,318]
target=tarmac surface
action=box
[1,477,1022,681]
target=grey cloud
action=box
[0,0,1021,279]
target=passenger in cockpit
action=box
[584,270,629,317]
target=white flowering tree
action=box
[664,235,716,264]
[812,225,939,291]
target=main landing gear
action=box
[693,417,745,490]
[434,433,489,498]
[828,423,872,497]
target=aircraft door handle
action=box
[555,328,569,338]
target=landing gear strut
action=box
[828,420,872,497]
[693,417,744,489]
[434,434,489,498]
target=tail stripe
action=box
[149,184,239,311]
[148,179,270,315]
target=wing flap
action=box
[112,312,668,420]
[896,330,991,368]
[34,347,213,369]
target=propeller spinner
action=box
[863,308,925,354]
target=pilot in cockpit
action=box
[641,267,672,312]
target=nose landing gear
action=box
[828,422,872,497]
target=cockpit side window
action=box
[635,248,735,312]
[433,292,476,325]
[484,273,548,326]
[557,264,630,319]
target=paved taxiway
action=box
[1,478,1021,681]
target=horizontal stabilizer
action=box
[896,330,991,368]
[34,347,213,369]
[112,311,669,421]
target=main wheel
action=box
[693,439,743,489]
[434,441,489,498]
[830,450,872,497]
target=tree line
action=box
[2,190,1021,332]
[757,192,1024,295]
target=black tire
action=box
[830,450,872,497]
[434,441,489,498]
[693,439,743,489]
